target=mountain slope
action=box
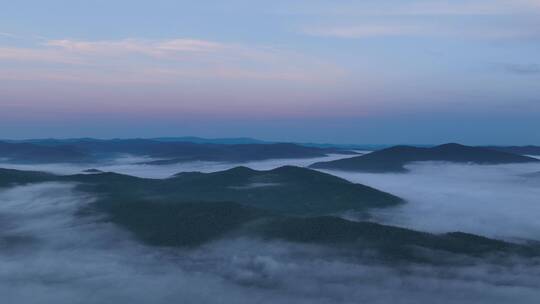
[0,165,403,215]
[483,145,540,156]
[310,143,539,173]
[254,216,538,260]
[0,141,90,163]
[0,168,58,187]
[71,165,404,216]
[89,200,540,261]
[164,165,403,215]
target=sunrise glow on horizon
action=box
[1,0,539,144]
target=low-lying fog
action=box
[1,183,540,304]
[323,161,540,242]
[2,153,540,302]
[2,153,538,241]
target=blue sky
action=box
[0,0,539,144]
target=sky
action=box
[0,0,539,144]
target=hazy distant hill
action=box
[151,136,268,144]
[310,143,539,172]
[8,137,387,150]
[140,143,356,165]
[0,141,91,163]
[0,139,355,164]
[10,136,269,145]
[295,143,391,150]
[483,145,540,156]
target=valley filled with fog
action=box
[1,152,540,303]
[2,152,539,240]
[327,161,540,241]
[1,182,540,304]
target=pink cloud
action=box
[0,37,345,86]
[46,38,226,57]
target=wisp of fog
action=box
[323,161,540,241]
[0,154,354,178]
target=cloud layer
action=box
[300,0,540,40]
[2,154,540,241]
[1,181,540,303]
[325,161,540,241]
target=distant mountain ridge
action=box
[6,137,540,152]
[5,136,268,145]
[151,136,268,144]
[310,143,539,172]
[3,138,539,167]
[2,137,393,151]
[0,141,91,163]
[0,139,356,164]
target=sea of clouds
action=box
[1,182,540,304]
[1,154,540,303]
[1,152,539,241]
[323,161,540,241]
